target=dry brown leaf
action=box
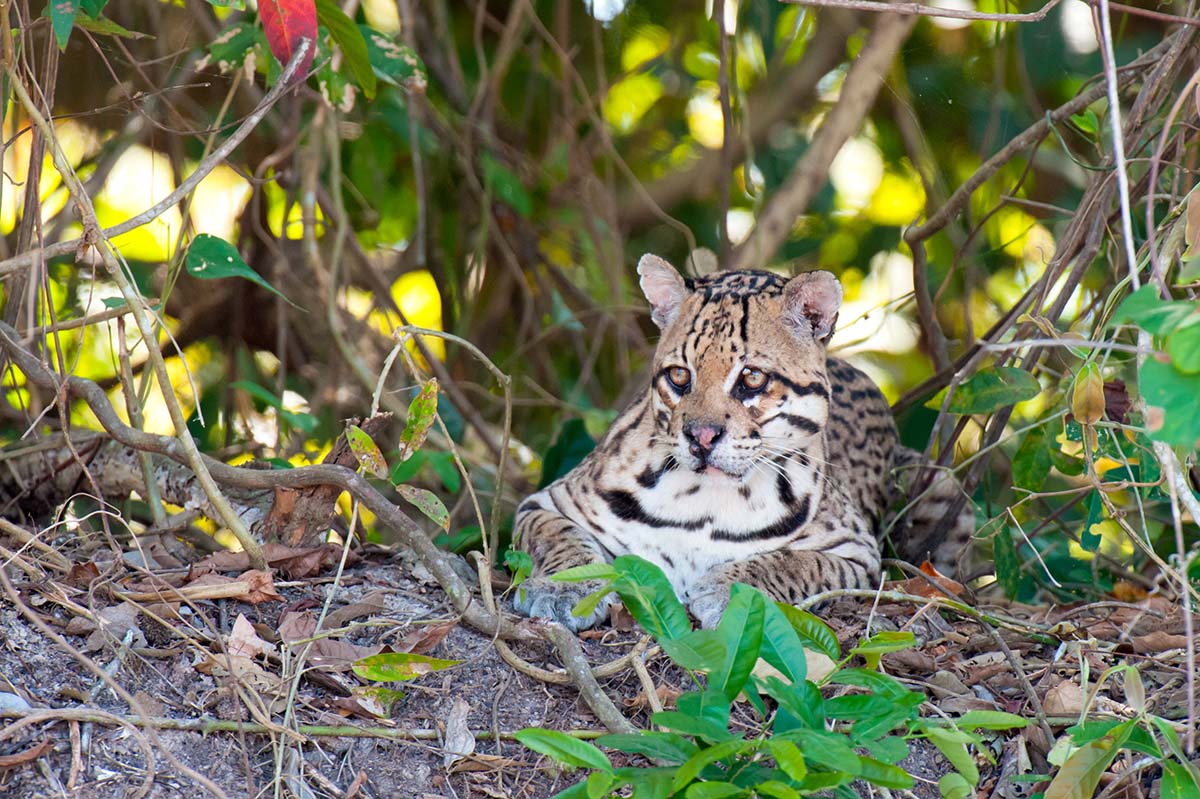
[394,620,457,655]
[65,562,99,588]
[227,613,276,658]
[322,591,390,630]
[0,738,53,770]
[1132,631,1189,653]
[448,754,525,774]
[1043,680,1086,716]
[443,698,475,768]
[277,610,380,670]
[84,604,144,653]
[239,569,282,604]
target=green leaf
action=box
[1139,357,1200,447]
[777,729,860,774]
[765,740,807,782]
[650,711,734,745]
[992,526,1022,599]
[427,452,462,493]
[924,727,979,784]
[1043,722,1133,799]
[514,729,613,773]
[552,562,620,582]
[659,628,726,671]
[396,485,450,530]
[202,21,266,73]
[829,669,912,700]
[938,772,973,799]
[685,782,744,798]
[773,603,839,661]
[1071,109,1099,136]
[314,0,376,98]
[481,152,532,217]
[1113,285,1200,335]
[1013,425,1051,492]
[758,603,808,684]
[586,771,614,798]
[596,732,698,765]
[74,12,146,39]
[755,781,802,799]
[50,0,82,48]
[1161,761,1200,799]
[504,550,533,586]
[850,631,916,670]
[856,755,913,789]
[360,25,426,89]
[710,584,765,701]
[79,0,107,16]
[671,739,750,793]
[1167,321,1200,374]
[762,677,824,731]
[185,234,294,304]
[398,380,439,462]
[352,652,460,682]
[347,424,388,478]
[610,555,691,641]
[956,710,1029,730]
[864,735,909,764]
[946,367,1041,415]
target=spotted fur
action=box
[512,255,973,630]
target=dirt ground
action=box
[0,544,1194,799]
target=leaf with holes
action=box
[397,380,439,463]
[360,25,427,91]
[313,0,375,98]
[346,425,388,478]
[946,368,1041,415]
[259,0,316,78]
[396,485,449,530]
[185,235,294,305]
[202,22,267,73]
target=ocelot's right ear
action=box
[637,254,689,329]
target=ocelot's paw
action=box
[511,577,614,632]
[687,575,733,630]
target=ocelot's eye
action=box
[666,366,691,390]
[738,367,768,394]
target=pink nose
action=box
[684,422,725,453]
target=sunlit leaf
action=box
[610,555,691,641]
[924,726,978,784]
[1161,761,1200,799]
[397,379,439,462]
[1044,722,1132,799]
[850,631,916,670]
[396,485,449,530]
[946,367,1041,415]
[938,772,973,799]
[346,424,388,478]
[74,12,146,39]
[514,729,613,772]
[955,711,1028,730]
[352,652,460,682]
[596,732,698,765]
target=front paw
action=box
[511,577,614,632]
[687,578,732,630]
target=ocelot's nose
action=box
[683,422,725,457]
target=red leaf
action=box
[259,0,317,79]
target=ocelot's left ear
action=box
[783,270,842,342]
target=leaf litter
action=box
[0,538,1197,798]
